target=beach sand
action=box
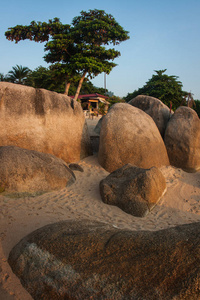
[0,115,200,299]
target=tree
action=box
[5,10,129,100]
[182,92,196,108]
[7,65,30,84]
[124,69,187,110]
[194,100,200,118]
[107,95,125,106]
[0,73,7,81]
[25,65,110,95]
[25,66,65,92]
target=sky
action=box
[1,0,200,99]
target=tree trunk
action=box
[64,81,71,95]
[73,72,87,101]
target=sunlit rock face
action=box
[0,82,92,163]
[98,103,169,172]
[128,95,172,137]
[164,106,200,172]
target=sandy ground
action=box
[0,115,200,299]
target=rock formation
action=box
[98,103,169,172]
[0,145,75,193]
[0,82,92,163]
[100,164,166,217]
[128,95,172,137]
[164,106,200,171]
[8,220,200,299]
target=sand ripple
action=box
[0,154,200,299]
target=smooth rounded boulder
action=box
[164,106,200,171]
[98,103,169,172]
[8,220,200,299]
[0,82,92,163]
[100,164,166,217]
[0,145,75,193]
[128,95,172,137]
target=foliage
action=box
[25,66,65,92]
[124,69,187,110]
[71,9,129,46]
[107,95,125,106]
[77,81,107,96]
[181,92,196,108]
[7,65,30,84]
[5,18,67,43]
[98,102,106,115]
[25,65,109,95]
[0,73,8,81]
[5,10,129,99]
[194,100,200,118]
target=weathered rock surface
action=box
[164,106,200,171]
[128,95,172,137]
[98,103,169,172]
[0,145,75,193]
[0,82,92,163]
[100,164,166,217]
[69,163,84,172]
[8,220,200,300]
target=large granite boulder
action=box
[98,103,169,172]
[164,106,200,171]
[8,220,200,299]
[0,145,75,193]
[128,95,172,137]
[0,82,92,163]
[100,164,166,217]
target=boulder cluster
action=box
[97,95,200,217]
[1,84,200,299]
[98,95,200,173]
[0,84,199,212]
[0,82,92,194]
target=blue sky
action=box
[1,0,200,99]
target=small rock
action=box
[100,164,166,217]
[69,163,84,172]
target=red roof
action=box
[71,93,109,99]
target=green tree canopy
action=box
[25,65,109,95]
[194,100,200,118]
[124,69,187,110]
[107,95,125,106]
[5,9,129,100]
[25,66,61,91]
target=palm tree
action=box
[0,73,6,81]
[182,92,196,108]
[8,65,30,84]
